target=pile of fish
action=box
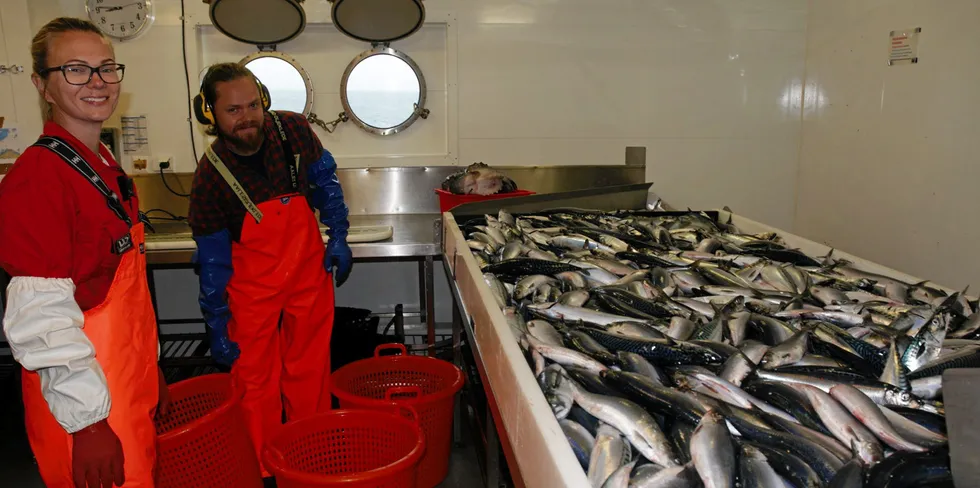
[462,208,977,488]
[441,162,519,195]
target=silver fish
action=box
[498,209,515,226]
[539,364,574,419]
[561,418,596,467]
[528,335,608,375]
[739,341,771,364]
[556,271,589,289]
[499,240,524,260]
[739,443,788,488]
[774,309,867,328]
[748,315,796,345]
[628,463,700,488]
[515,274,558,300]
[686,372,799,424]
[614,270,650,286]
[828,384,928,453]
[628,281,654,299]
[482,273,509,309]
[588,423,632,488]
[502,307,528,341]
[719,351,757,387]
[600,460,637,488]
[527,249,559,261]
[580,267,622,287]
[794,384,883,465]
[566,379,679,467]
[627,464,665,486]
[476,225,508,246]
[695,238,723,253]
[550,235,617,254]
[761,264,798,294]
[617,351,667,385]
[902,308,952,372]
[558,290,591,307]
[532,347,546,376]
[471,232,499,252]
[468,240,490,252]
[793,355,845,368]
[877,406,947,448]
[690,410,736,488]
[529,302,657,327]
[727,311,751,346]
[584,256,637,277]
[527,319,563,346]
[810,286,852,307]
[669,269,712,294]
[667,317,698,341]
[879,341,909,390]
[607,322,666,341]
[761,326,810,369]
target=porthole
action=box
[240,52,314,116]
[340,46,428,136]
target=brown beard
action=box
[218,122,265,155]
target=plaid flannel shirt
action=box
[188,110,324,241]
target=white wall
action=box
[19,0,808,228]
[11,0,811,329]
[795,0,980,291]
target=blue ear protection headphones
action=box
[193,69,271,126]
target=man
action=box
[188,62,352,472]
[1,17,168,487]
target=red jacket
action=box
[0,122,141,311]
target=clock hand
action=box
[103,2,143,11]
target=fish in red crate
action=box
[441,162,519,195]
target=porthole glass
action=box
[241,52,314,116]
[341,46,427,136]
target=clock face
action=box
[86,0,154,41]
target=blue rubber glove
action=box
[193,229,240,366]
[309,148,353,287]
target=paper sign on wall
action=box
[888,27,921,66]
[0,123,26,161]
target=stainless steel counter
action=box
[144,213,442,260]
[144,213,444,352]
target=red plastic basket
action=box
[262,407,425,488]
[331,344,465,488]
[435,188,535,213]
[154,373,263,488]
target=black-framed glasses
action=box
[39,63,126,86]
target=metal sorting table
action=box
[144,213,444,356]
[439,184,974,488]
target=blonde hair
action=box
[31,17,108,122]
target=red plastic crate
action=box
[434,188,535,213]
[332,344,464,488]
[154,373,263,488]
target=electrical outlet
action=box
[132,157,149,172]
[150,155,174,173]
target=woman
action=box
[0,17,168,488]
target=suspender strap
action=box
[33,136,133,227]
[205,146,264,223]
[269,111,300,192]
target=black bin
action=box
[330,307,382,372]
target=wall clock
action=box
[86,0,155,42]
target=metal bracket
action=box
[307,112,349,134]
[0,65,24,75]
[256,44,277,52]
[414,103,430,119]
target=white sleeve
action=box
[3,277,110,433]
